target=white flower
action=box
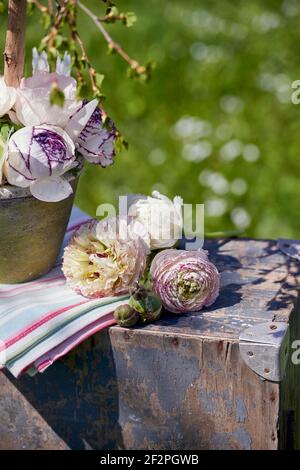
[128,191,184,250]
[76,105,117,167]
[0,77,17,118]
[4,125,76,202]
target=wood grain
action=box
[4,0,27,87]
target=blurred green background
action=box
[2,0,300,238]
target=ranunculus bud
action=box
[114,304,140,327]
[129,287,162,323]
[150,249,220,313]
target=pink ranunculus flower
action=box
[76,105,117,167]
[150,249,220,313]
[4,125,76,202]
[15,72,80,128]
[62,217,149,299]
[14,48,97,130]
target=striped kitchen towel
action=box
[0,207,129,378]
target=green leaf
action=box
[0,1,6,14]
[107,6,118,16]
[50,83,65,107]
[26,2,35,15]
[40,12,51,30]
[0,124,12,141]
[107,43,117,55]
[93,89,106,102]
[95,73,105,89]
[77,82,90,100]
[124,12,137,28]
[53,34,64,48]
[115,135,128,154]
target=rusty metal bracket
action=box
[239,321,290,382]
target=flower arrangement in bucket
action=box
[0,0,152,284]
[0,3,224,378]
[0,1,221,326]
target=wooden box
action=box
[0,238,299,450]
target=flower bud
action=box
[114,304,140,328]
[129,287,162,323]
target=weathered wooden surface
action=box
[0,238,299,449]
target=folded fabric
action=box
[0,207,129,378]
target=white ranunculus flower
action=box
[128,191,184,250]
[0,77,17,118]
[4,125,76,202]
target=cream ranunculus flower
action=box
[127,191,184,250]
[0,77,17,118]
[4,125,76,201]
[62,217,149,298]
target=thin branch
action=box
[48,0,54,16]
[42,1,67,50]
[28,0,48,13]
[67,0,98,94]
[98,15,126,23]
[74,32,97,92]
[77,0,143,72]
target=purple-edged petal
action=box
[76,106,117,167]
[64,99,98,141]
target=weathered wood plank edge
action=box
[110,324,246,343]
